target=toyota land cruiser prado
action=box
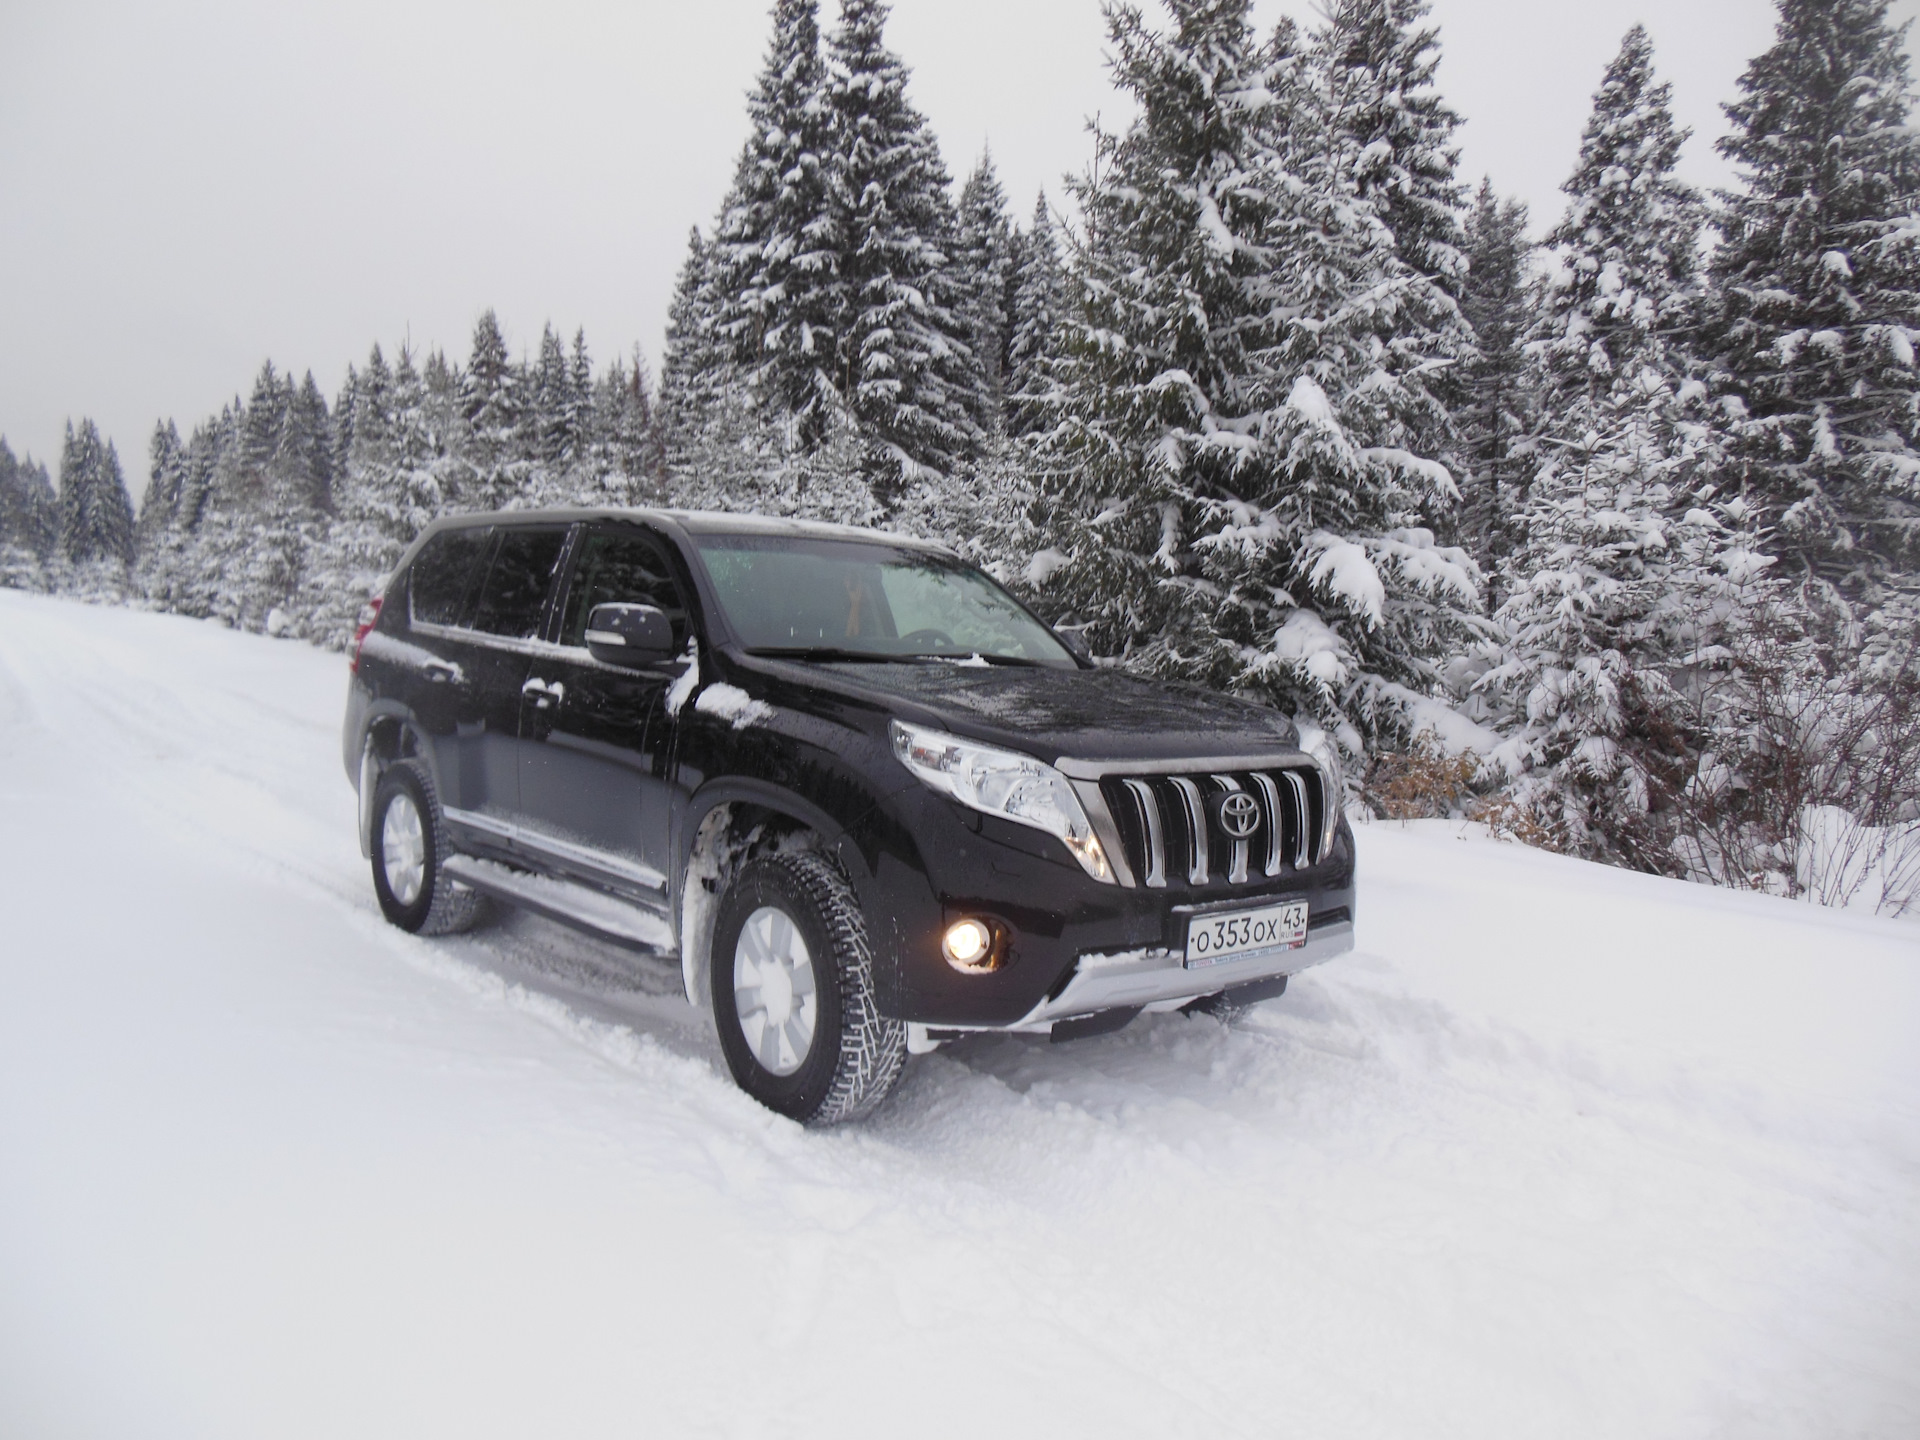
[343,510,1355,1123]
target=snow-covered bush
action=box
[1669,594,1920,916]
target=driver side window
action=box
[560,529,690,651]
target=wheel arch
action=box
[354,701,434,858]
[673,776,872,1013]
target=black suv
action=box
[343,510,1355,1123]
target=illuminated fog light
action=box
[942,918,996,972]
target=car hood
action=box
[745,657,1300,763]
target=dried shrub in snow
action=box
[1465,792,1565,852]
[1364,730,1479,821]
[1363,728,1565,851]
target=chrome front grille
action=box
[1099,766,1328,890]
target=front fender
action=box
[672,773,885,1016]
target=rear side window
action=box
[559,529,691,650]
[470,527,569,639]
[409,527,492,628]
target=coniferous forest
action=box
[4,0,1918,912]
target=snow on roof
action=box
[420,507,953,553]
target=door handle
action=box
[424,659,462,684]
[521,677,565,709]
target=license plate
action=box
[1184,901,1309,968]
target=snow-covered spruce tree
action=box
[460,309,520,510]
[1454,180,1533,586]
[146,413,227,614]
[588,351,665,503]
[1528,28,1704,423]
[953,151,1016,434]
[388,347,460,530]
[666,229,878,524]
[897,171,1044,571]
[1311,0,1467,295]
[900,174,1046,581]
[519,329,648,510]
[1,439,55,544]
[661,225,783,510]
[137,422,185,528]
[58,419,136,574]
[131,421,189,602]
[1311,0,1475,549]
[728,404,885,524]
[514,329,590,509]
[149,360,336,632]
[1006,192,1069,437]
[565,330,593,473]
[894,434,1040,579]
[284,372,335,515]
[294,344,425,645]
[1482,27,1764,869]
[237,361,287,491]
[0,438,60,588]
[1037,1,1480,756]
[0,439,20,556]
[1703,0,1920,594]
[827,0,982,500]
[713,0,845,450]
[528,323,574,471]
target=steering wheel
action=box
[900,627,958,651]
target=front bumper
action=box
[908,915,1353,1044]
[849,779,1357,1029]
[1019,913,1352,1028]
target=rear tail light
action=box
[349,596,383,674]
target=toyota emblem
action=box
[1215,790,1262,841]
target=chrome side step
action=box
[441,855,676,956]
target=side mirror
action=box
[586,603,677,667]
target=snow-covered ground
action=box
[1,591,1916,1440]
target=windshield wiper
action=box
[744,646,932,664]
[905,652,1048,668]
[745,646,1050,668]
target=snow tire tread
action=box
[719,849,908,1126]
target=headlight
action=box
[889,720,1114,884]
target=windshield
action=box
[691,534,1076,668]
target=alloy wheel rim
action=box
[382,792,427,907]
[733,905,817,1077]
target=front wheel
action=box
[370,760,487,936]
[711,851,907,1125]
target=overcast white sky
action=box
[3,0,1916,498]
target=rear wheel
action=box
[370,760,487,936]
[711,851,907,1125]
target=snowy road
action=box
[2,591,1917,1440]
